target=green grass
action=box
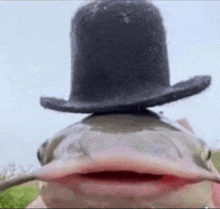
[0,183,39,208]
[212,151,220,172]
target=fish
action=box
[1,110,220,208]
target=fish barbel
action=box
[1,111,220,208]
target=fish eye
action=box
[37,140,49,165]
[206,150,212,161]
[37,147,45,165]
[37,150,42,163]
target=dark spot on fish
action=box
[45,135,66,164]
[193,154,211,171]
[37,150,42,163]
[206,150,212,161]
[67,142,90,157]
[42,140,49,148]
[36,139,49,165]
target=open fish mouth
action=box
[77,171,165,182]
[37,148,220,198]
[37,162,198,199]
[49,171,191,199]
[48,165,192,185]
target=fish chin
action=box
[39,171,208,208]
[40,178,214,208]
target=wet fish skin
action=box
[34,112,220,208]
[1,111,220,208]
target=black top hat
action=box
[40,0,211,113]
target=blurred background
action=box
[0,1,220,171]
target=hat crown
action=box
[40,0,211,113]
[70,0,170,103]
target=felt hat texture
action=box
[40,0,211,113]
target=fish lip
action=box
[37,158,216,182]
[36,153,220,198]
[64,176,191,199]
[55,171,194,184]
[38,169,195,199]
[37,147,220,188]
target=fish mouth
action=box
[78,171,164,182]
[38,163,196,198]
[37,147,220,198]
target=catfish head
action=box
[1,111,220,208]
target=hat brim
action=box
[40,75,211,113]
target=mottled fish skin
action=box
[38,111,210,170]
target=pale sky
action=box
[0,1,220,170]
